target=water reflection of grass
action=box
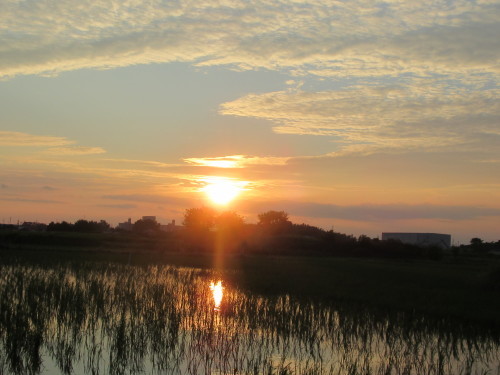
[2,248,500,325]
[0,257,499,375]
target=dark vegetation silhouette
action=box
[132,218,160,234]
[47,219,110,233]
[1,208,499,260]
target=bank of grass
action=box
[0,230,180,254]
[226,256,500,325]
[2,244,500,326]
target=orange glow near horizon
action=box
[201,176,247,205]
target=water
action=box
[0,262,499,375]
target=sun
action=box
[202,177,245,205]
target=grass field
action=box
[3,254,498,375]
[226,256,500,324]
[2,242,500,327]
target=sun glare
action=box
[202,177,246,205]
[210,281,224,311]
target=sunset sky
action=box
[1,0,499,243]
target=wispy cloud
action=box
[0,131,73,147]
[103,159,182,168]
[3,0,498,160]
[1,0,498,80]
[184,155,290,168]
[97,204,137,210]
[44,146,106,155]
[238,201,500,222]
[0,131,107,156]
[0,197,64,204]
[102,194,190,206]
[476,159,500,164]
[220,84,500,155]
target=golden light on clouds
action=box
[187,157,239,168]
[201,176,248,205]
[0,131,73,147]
[184,155,289,168]
[2,0,500,244]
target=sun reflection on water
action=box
[2,265,499,375]
[209,280,223,311]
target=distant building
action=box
[160,219,180,233]
[382,233,451,249]
[19,222,47,231]
[117,217,179,232]
[117,218,133,231]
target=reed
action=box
[1,259,499,375]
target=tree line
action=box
[11,208,499,259]
[179,208,442,259]
[47,219,111,233]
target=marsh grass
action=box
[1,256,500,375]
[225,255,500,325]
[3,248,500,322]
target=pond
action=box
[0,262,499,374]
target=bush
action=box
[483,267,500,291]
[428,246,444,261]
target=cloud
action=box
[220,84,500,155]
[0,131,74,147]
[102,194,190,206]
[103,159,182,168]
[97,204,137,209]
[42,185,57,191]
[3,0,498,161]
[1,0,498,80]
[0,197,64,204]
[0,131,106,157]
[44,146,106,155]
[184,155,290,168]
[238,201,500,222]
[476,159,500,164]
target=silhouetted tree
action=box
[133,218,160,234]
[258,210,290,226]
[46,221,74,232]
[471,237,483,245]
[99,220,111,232]
[470,237,485,252]
[74,219,111,233]
[215,211,244,232]
[358,234,372,246]
[257,210,292,236]
[290,223,326,237]
[183,207,216,232]
[213,211,246,252]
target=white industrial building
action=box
[381,233,451,249]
